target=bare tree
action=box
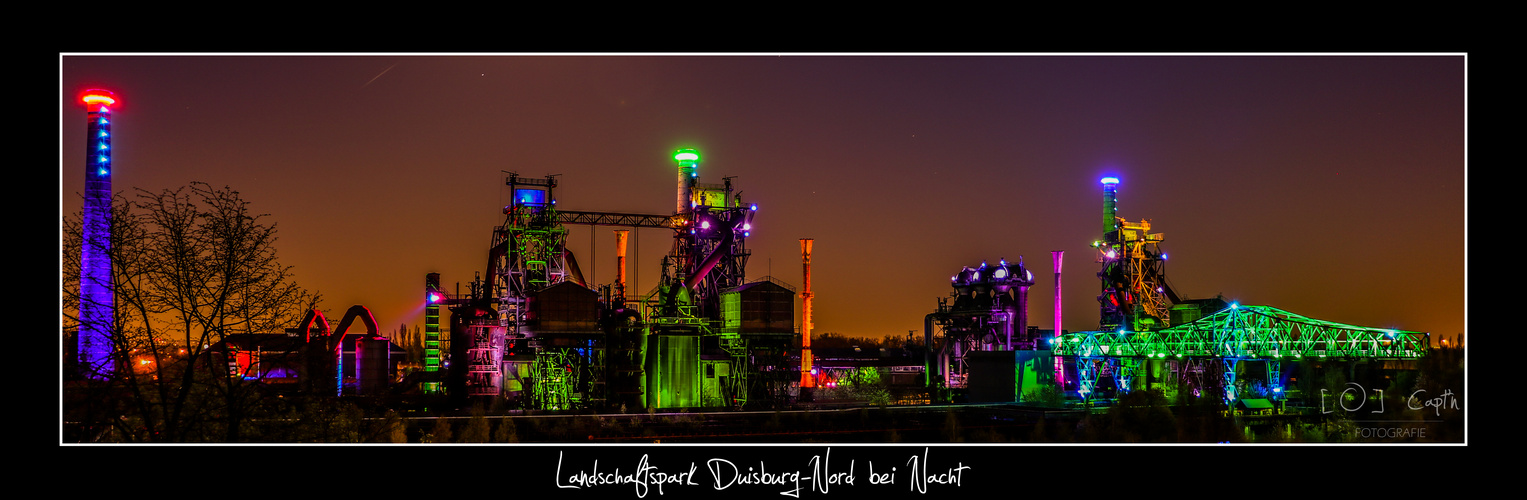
[63,182,320,442]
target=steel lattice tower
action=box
[79,90,117,380]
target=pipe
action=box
[330,305,383,396]
[924,313,937,387]
[687,214,745,291]
[1017,284,1029,349]
[562,249,587,288]
[333,305,380,338]
[485,238,508,300]
[294,309,331,343]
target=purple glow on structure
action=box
[80,91,116,379]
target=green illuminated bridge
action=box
[1051,304,1429,403]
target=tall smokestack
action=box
[614,229,629,302]
[674,149,700,215]
[1052,250,1063,339]
[1102,176,1120,235]
[1052,250,1064,385]
[79,89,117,380]
[800,238,814,391]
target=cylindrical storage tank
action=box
[357,337,391,395]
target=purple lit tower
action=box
[79,89,117,379]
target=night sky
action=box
[59,54,1466,344]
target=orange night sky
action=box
[60,54,1466,345]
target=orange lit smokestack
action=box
[800,238,814,389]
[614,229,629,303]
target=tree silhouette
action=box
[63,183,319,442]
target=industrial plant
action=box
[65,89,1446,443]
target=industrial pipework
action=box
[424,147,779,410]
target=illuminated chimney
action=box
[1102,176,1120,236]
[800,238,815,389]
[614,229,629,302]
[79,89,117,380]
[674,149,700,216]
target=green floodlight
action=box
[674,148,701,164]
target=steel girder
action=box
[557,211,682,229]
[1056,305,1427,361]
[1056,304,1428,403]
